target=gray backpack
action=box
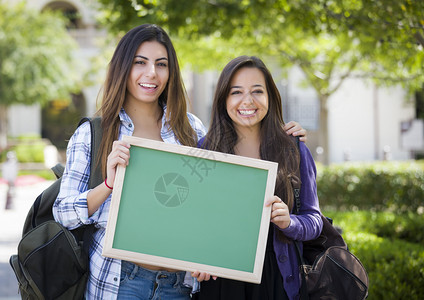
[9,117,103,300]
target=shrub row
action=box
[1,135,47,163]
[326,211,424,250]
[326,211,424,300]
[13,141,46,163]
[347,231,424,300]
[316,161,424,213]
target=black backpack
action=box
[9,117,103,300]
[291,137,369,300]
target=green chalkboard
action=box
[103,136,278,283]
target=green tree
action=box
[97,0,424,163]
[0,1,81,150]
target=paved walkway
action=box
[0,178,53,299]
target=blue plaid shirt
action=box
[53,107,206,299]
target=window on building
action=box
[277,82,319,130]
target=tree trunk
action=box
[318,95,329,165]
[0,105,8,151]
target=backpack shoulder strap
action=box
[78,117,103,189]
[291,136,301,215]
[290,136,310,300]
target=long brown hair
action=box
[203,56,300,229]
[96,24,196,177]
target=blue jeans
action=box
[117,261,191,300]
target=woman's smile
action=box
[238,108,258,117]
[138,82,159,93]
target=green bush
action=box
[317,161,424,213]
[326,211,424,244]
[18,169,56,180]
[348,231,424,300]
[364,212,424,244]
[324,211,424,300]
[15,134,42,141]
[13,142,45,163]
[1,135,48,163]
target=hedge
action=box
[1,135,47,163]
[326,211,424,300]
[325,211,424,245]
[316,161,424,213]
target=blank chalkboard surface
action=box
[103,136,278,283]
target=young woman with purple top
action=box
[192,56,323,300]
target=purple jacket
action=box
[276,141,322,300]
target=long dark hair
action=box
[203,56,300,228]
[96,24,196,177]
